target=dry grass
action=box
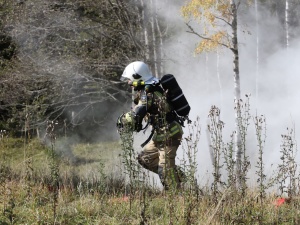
[1,137,300,224]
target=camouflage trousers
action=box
[137,135,184,190]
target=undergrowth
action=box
[1,96,300,224]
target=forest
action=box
[1,0,300,224]
[0,0,300,141]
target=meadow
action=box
[1,105,300,225]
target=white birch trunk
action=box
[230,0,242,188]
[154,0,163,77]
[140,0,150,61]
[255,0,259,106]
[150,0,158,76]
[205,53,209,94]
[285,0,289,49]
[216,48,223,111]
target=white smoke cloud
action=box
[151,1,300,186]
[10,0,300,189]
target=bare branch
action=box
[185,22,230,49]
[214,16,232,27]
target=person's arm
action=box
[133,105,147,131]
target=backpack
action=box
[136,74,191,147]
[160,74,191,118]
[130,74,191,118]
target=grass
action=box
[0,137,121,186]
[2,99,300,225]
[1,137,300,225]
[1,179,300,224]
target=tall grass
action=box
[2,96,300,224]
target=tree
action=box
[181,0,252,188]
[0,0,144,140]
[131,0,167,77]
[259,0,300,46]
[0,0,173,140]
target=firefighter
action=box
[117,61,185,190]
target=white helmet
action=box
[121,61,157,84]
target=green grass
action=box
[1,137,300,224]
[0,137,122,180]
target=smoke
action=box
[8,0,300,187]
[151,1,300,185]
[9,0,128,145]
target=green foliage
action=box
[254,114,267,202]
[207,106,225,201]
[235,96,251,193]
[273,126,299,197]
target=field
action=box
[1,132,300,225]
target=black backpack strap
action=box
[140,129,155,148]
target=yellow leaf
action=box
[181,0,239,52]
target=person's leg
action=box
[157,137,182,190]
[137,140,159,174]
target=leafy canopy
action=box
[181,0,252,53]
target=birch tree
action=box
[181,0,251,187]
[259,0,300,45]
[135,0,165,77]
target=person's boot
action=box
[158,166,169,190]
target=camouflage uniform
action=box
[132,84,184,190]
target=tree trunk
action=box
[154,0,163,77]
[140,0,150,61]
[255,0,259,105]
[150,0,158,76]
[217,48,223,110]
[230,0,242,188]
[285,0,289,49]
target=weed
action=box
[44,120,60,222]
[235,96,251,193]
[3,96,300,224]
[3,187,16,224]
[223,133,236,189]
[207,105,225,202]
[275,126,298,197]
[119,116,140,211]
[254,113,267,223]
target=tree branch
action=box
[214,16,232,27]
[185,22,230,49]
